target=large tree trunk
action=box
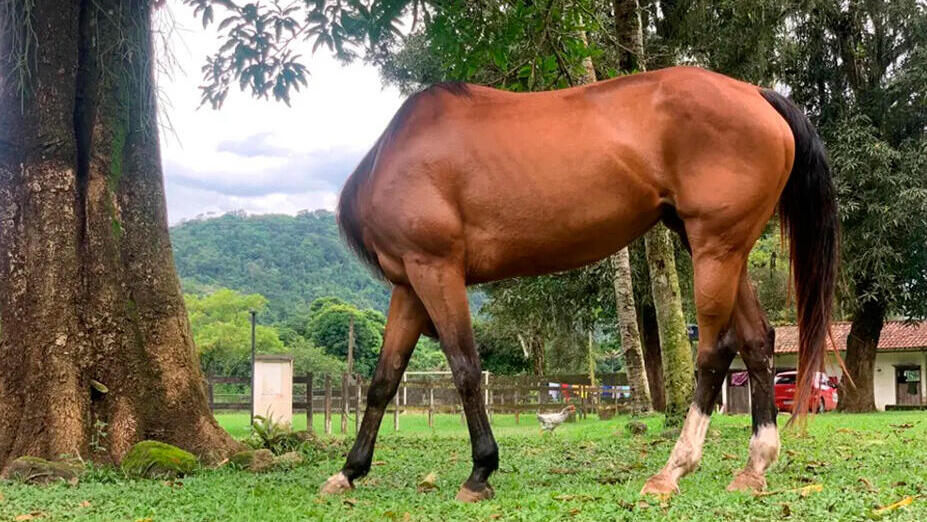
[0,0,239,471]
[639,303,666,410]
[645,225,695,426]
[837,297,885,413]
[610,251,652,413]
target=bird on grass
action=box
[537,405,576,434]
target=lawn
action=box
[1,411,925,521]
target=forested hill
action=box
[170,210,390,320]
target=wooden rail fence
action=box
[207,372,630,433]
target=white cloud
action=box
[157,1,404,224]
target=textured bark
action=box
[837,298,885,413]
[639,303,666,411]
[0,0,239,471]
[612,0,640,71]
[518,333,545,376]
[644,225,695,427]
[610,250,651,413]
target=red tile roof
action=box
[774,321,927,353]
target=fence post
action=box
[428,383,434,428]
[394,384,400,431]
[402,373,407,411]
[580,384,586,420]
[307,373,314,432]
[354,376,361,435]
[538,378,544,413]
[341,373,348,434]
[514,386,520,424]
[324,375,332,435]
[207,377,214,411]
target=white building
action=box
[723,321,927,413]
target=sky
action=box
[158,2,405,224]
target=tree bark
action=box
[837,297,885,413]
[612,0,640,71]
[610,250,652,413]
[644,225,695,427]
[0,0,239,471]
[639,303,666,411]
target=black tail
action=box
[337,137,386,280]
[760,89,839,421]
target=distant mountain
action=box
[170,210,390,321]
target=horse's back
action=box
[351,67,794,283]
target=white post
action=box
[483,371,489,412]
[252,354,294,427]
[922,352,927,404]
[721,372,728,414]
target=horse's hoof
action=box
[640,473,678,496]
[726,471,766,493]
[456,483,494,502]
[320,472,353,495]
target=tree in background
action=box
[186,289,282,376]
[186,288,346,378]
[0,0,239,470]
[305,298,385,377]
[777,0,927,411]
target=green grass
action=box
[1,412,925,521]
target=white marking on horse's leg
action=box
[728,423,779,492]
[319,471,353,495]
[642,404,711,494]
[746,423,780,473]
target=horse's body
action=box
[323,66,838,500]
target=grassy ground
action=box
[1,411,925,521]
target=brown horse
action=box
[320,66,837,501]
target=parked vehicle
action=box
[774,371,839,413]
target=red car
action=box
[774,371,839,413]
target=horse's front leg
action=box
[320,285,427,494]
[405,258,498,502]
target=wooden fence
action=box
[207,372,630,434]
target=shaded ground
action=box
[0,412,925,521]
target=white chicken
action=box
[537,405,575,433]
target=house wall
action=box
[728,350,926,411]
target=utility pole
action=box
[250,309,256,425]
[347,316,355,376]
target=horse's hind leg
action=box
[404,257,498,502]
[320,285,428,494]
[727,271,778,492]
[642,242,747,495]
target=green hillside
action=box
[170,210,390,320]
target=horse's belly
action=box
[462,192,661,283]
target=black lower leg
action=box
[339,287,423,483]
[693,328,738,415]
[454,366,498,491]
[341,375,403,482]
[743,327,777,432]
